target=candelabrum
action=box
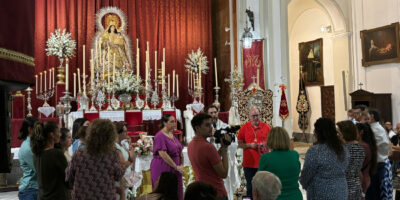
[144,74,152,110]
[170,92,179,109]
[151,79,159,109]
[60,91,75,128]
[36,87,55,107]
[26,87,33,117]
[105,86,113,111]
[213,86,220,109]
[161,76,171,109]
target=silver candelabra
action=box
[36,87,55,107]
[26,87,33,117]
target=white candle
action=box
[172,70,175,94]
[187,70,190,88]
[163,48,165,62]
[145,61,148,89]
[113,53,116,81]
[90,59,94,87]
[176,74,179,97]
[257,67,260,87]
[147,41,149,52]
[48,69,51,89]
[198,59,202,89]
[96,40,99,70]
[66,59,69,91]
[77,68,81,94]
[73,73,76,97]
[108,48,110,88]
[40,72,42,93]
[83,45,86,76]
[168,74,170,96]
[102,54,105,80]
[35,75,38,94]
[190,71,193,90]
[136,38,139,50]
[53,67,56,88]
[44,71,47,92]
[154,51,157,79]
[136,48,140,79]
[214,58,218,87]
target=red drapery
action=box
[33,0,213,116]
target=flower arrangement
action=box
[185,48,209,74]
[134,138,153,156]
[112,68,143,95]
[45,29,76,59]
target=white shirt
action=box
[370,122,390,163]
[388,130,396,139]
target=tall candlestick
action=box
[168,74,170,96]
[108,48,110,88]
[35,75,38,94]
[198,59,202,89]
[102,54,105,80]
[214,58,218,87]
[176,74,179,97]
[44,71,47,92]
[113,53,116,81]
[96,40,99,70]
[172,70,175,94]
[187,70,190,88]
[73,73,76,97]
[154,51,157,79]
[190,71,193,90]
[136,48,140,79]
[66,59,69,91]
[77,68,81,93]
[83,45,86,76]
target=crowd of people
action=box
[15,103,398,200]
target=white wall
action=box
[351,0,400,124]
[288,6,335,133]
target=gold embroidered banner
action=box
[242,40,265,89]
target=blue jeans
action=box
[18,188,38,200]
[243,167,258,197]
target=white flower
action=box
[112,68,143,94]
[185,48,209,74]
[45,29,76,59]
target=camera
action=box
[214,125,241,145]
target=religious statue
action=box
[94,7,133,73]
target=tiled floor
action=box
[0,191,18,200]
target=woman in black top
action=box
[31,121,69,200]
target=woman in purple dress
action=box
[150,114,184,200]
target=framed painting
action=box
[361,22,400,66]
[299,38,324,86]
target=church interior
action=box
[1,0,400,199]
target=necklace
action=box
[251,126,257,142]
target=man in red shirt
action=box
[188,113,231,200]
[237,107,271,198]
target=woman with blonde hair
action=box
[258,127,302,200]
[66,119,125,199]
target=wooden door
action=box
[321,85,335,122]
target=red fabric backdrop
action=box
[32,0,214,117]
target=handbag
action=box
[121,170,141,188]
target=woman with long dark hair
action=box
[137,172,179,200]
[54,128,73,161]
[150,114,184,200]
[356,123,378,197]
[71,118,89,153]
[18,117,39,200]
[30,121,69,200]
[300,118,350,200]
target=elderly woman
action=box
[258,127,302,200]
[150,114,184,200]
[66,119,125,199]
[300,118,350,200]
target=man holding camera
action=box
[205,105,240,200]
[238,107,271,198]
[188,113,231,200]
